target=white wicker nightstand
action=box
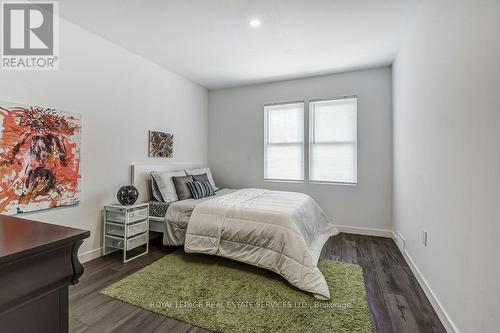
[102,202,149,263]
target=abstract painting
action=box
[0,102,81,215]
[149,131,173,158]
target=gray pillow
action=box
[172,175,194,200]
[186,180,215,199]
[185,168,219,191]
[192,173,209,183]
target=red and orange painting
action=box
[0,103,81,215]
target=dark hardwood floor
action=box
[70,234,446,333]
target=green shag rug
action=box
[101,251,372,333]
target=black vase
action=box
[117,185,139,205]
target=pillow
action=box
[172,175,194,200]
[192,173,209,183]
[185,168,219,191]
[186,180,215,199]
[151,170,186,202]
[150,178,163,202]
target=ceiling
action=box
[60,0,420,89]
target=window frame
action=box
[263,101,305,182]
[308,96,358,185]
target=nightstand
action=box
[102,202,149,263]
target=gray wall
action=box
[208,67,393,232]
[393,1,500,332]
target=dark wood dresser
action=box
[0,215,90,333]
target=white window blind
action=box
[264,102,304,181]
[309,97,357,183]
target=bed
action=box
[132,164,234,242]
[132,164,339,299]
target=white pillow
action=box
[185,168,219,191]
[151,170,186,202]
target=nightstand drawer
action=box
[127,207,148,223]
[105,235,124,250]
[126,232,148,250]
[105,220,148,238]
[105,232,148,251]
[106,206,148,223]
[128,220,148,236]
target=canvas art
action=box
[0,103,81,215]
[149,131,173,158]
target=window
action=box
[264,102,304,181]
[309,97,357,183]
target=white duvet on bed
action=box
[162,189,236,245]
[184,188,338,299]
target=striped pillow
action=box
[186,180,215,199]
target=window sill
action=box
[264,179,305,184]
[263,179,358,186]
[309,181,358,186]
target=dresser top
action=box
[0,215,90,264]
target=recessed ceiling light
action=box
[249,19,261,27]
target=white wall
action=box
[208,68,393,233]
[0,18,208,260]
[393,1,500,332]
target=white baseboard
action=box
[393,230,406,252]
[335,225,393,238]
[391,232,459,333]
[78,247,102,263]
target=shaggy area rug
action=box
[101,250,372,333]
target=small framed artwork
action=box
[148,130,173,158]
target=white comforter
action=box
[184,188,338,299]
[162,189,236,246]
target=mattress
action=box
[148,200,170,218]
